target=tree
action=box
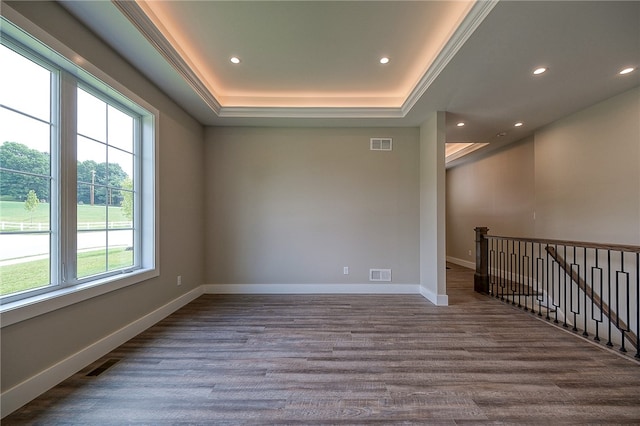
[0,142,50,201]
[24,190,40,223]
[120,177,133,220]
[77,159,129,205]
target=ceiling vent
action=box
[369,268,392,282]
[370,138,392,151]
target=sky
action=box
[0,43,134,179]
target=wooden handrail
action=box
[477,227,640,357]
[546,246,638,349]
[485,235,640,253]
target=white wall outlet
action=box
[343,266,349,275]
[177,275,182,286]
[468,250,472,256]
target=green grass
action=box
[0,248,133,296]
[0,201,130,230]
[0,200,50,224]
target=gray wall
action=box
[1,2,205,393]
[420,112,447,301]
[204,126,421,285]
[534,87,640,244]
[447,87,640,264]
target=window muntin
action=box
[0,15,156,309]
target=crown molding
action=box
[111,0,222,115]
[112,0,496,120]
[401,0,499,116]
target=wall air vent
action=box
[370,138,392,151]
[369,268,392,282]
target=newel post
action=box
[474,227,489,294]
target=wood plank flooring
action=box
[5,263,640,424]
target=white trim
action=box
[204,283,419,295]
[0,287,203,419]
[1,269,158,328]
[446,256,475,270]
[401,0,498,115]
[112,0,222,115]
[420,286,449,306]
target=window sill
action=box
[0,268,158,328]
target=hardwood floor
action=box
[5,263,640,424]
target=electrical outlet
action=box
[177,275,182,286]
[468,250,472,256]
[343,266,349,275]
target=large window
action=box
[0,13,157,312]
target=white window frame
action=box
[0,6,159,327]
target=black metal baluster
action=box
[592,250,602,342]
[562,245,568,327]
[499,239,506,301]
[616,251,630,353]
[636,253,640,358]
[517,241,522,308]
[536,243,544,316]
[546,243,553,320]
[509,241,518,306]
[523,242,531,311]
[583,247,589,337]
[607,250,613,347]
[487,238,498,296]
[553,244,560,324]
[569,246,579,332]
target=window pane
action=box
[77,185,107,228]
[0,176,51,295]
[119,187,134,228]
[108,229,133,271]
[0,234,50,296]
[0,44,53,299]
[0,162,51,204]
[78,135,106,169]
[77,88,106,142]
[0,109,51,161]
[108,147,133,188]
[108,105,134,153]
[0,44,51,121]
[77,231,107,278]
[76,86,138,280]
[78,182,108,279]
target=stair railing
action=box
[474,227,640,358]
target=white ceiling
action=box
[59,0,639,164]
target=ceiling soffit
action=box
[112,0,498,119]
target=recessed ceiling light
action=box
[619,67,635,75]
[230,57,241,64]
[533,67,547,75]
[456,122,465,127]
[379,57,390,64]
[514,122,524,127]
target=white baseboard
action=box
[446,256,475,270]
[420,286,449,306]
[1,286,203,419]
[203,283,420,295]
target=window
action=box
[0,12,157,315]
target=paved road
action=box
[0,230,132,265]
